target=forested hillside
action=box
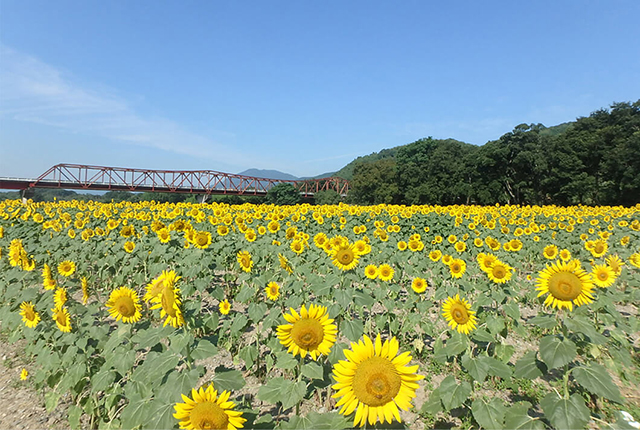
[347,101,640,206]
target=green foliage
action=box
[313,189,341,205]
[266,183,301,205]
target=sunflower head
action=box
[411,277,427,293]
[332,334,424,427]
[449,259,466,278]
[51,306,72,332]
[591,264,616,288]
[277,304,337,360]
[265,282,280,301]
[364,264,378,280]
[20,301,40,328]
[173,384,246,430]
[58,260,76,277]
[237,251,253,273]
[278,253,293,274]
[536,260,595,311]
[219,299,231,315]
[106,286,143,323]
[378,264,394,282]
[487,261,513,284]
[331,244,359,271]
[150,282,184,328]
[442,294,477,334]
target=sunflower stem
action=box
[183,325,193,370]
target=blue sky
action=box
[1,1,639,179]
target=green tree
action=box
[313,189,341,205]
[349,159,399,204]
[266,183,301,205]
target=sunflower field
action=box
[0,199,639,429]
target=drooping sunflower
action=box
[277,304,337,360]
[591,264,616,288]
[237,251,253,273]
[442,294,477,334]
[150,282,185,328]
[535,260,595,311]
[54,287,68,308]
[331,243,360,271]
[411,277,427,293]
[487,261,513,284]
[378,264,394,282]
[219,299,231,315]
[265,282,280,301]
[58,260,76,277]
[278,253,293,274]
[448,259,466,279]
[106,286,143,323]
[81,277,89,304]
[19,301,40,328]
[52,306,72,332]
[605,254,624,275]
[173,384,246,430]
[332,334,424,427]
[364,264,378,280]
[630,253,640,268]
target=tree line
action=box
[347,101,640,206]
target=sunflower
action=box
[397,241,408,251]
[106,287,142,323]
[331,334,424,427]
[441,254,453,266]
[542,244,558,260]
[278,253,293,274]
[237,251,253,273]
[219,299,231,315]
[364,264,378,280]
[144,270,179,302]
[150,281,185,328]
[81,277,89,304]
[536,260,595,311]
[54,287,68,308]
[605,254,624,275]
[353,240,371,256]
[314,232,328,248]
[268,220,280,233]
[442,294,477,334]
[265,282,280,301]
[194,231,212,249]
[19,301,40,328]
[590,239,608,258]
[43,277,57,290]
[173,384,246,430]
[630,253,640,268]
[411,277,427,293]
[478,253,498,273]
[290,240,305,255]
[454,242,466,253]
[217,225,229,236]
[123,241,136,253]
[559,249,571,261]
[157,228,171,243]
[428,250,442,262]
[448,259,466,278]
[52,306,72,332]
[20,368,28,381]
[591,264,616,288]
[277,304,337,360]
[331,243,359,271]
[378,264,394,282]
[58,260,76,277]
[487,261,513,284]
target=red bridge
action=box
[0,164,350,197]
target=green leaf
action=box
[248,302,267,323]
[471,328,495,343]
[230,314,249,334]
[341,319,364,341]
[327,342,348,365]
[257,377,306,410]
[494,343,515,363]
[68,405,82,430]
[444,332,468,357]
[439,375,472,410]
[301,362,324,380]
[421,388,444,415]
[487,316,505,335]
[573,363,623,403]
[145,400,177,430]
[461,353,489,383]
[528,314,558,329]
[161,368,203,402]
[191,338,219,361]
[514,351,547,379]
[504,302,521,321]
[91,369,116,393]
[481,356,512,379]
[169,332,193,354]
[143,352,180,381]
[564,315,607,345]
[45,390,61,413]
[472,398,506,430]
[239,345,258,368]
[504,403,544,430]
[212,368,246,391]
[203,313,220,332]
[539,335,576,369]
[275,351,298,370]
[120,396,150,430]
[236,285,255,303]
[540,393,590,430]
[353,290,374,308]
[281,411,351,430]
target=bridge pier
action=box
[20,188,34,204]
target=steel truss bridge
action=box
[0,164,350,197]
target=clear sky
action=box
[1,1,639,179]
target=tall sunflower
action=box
[150,282,185,328]
[54,287,68,308]
[52,306,72,332]
[237,251,253,273]
[331,243,359,271]
[19,301,40,328]
[448,259,466,278]
[278,253,293,274]
[487,261,513,284]
[58,260,76,277]
[81,277,89,304]
[542,245,558,260]
[265,282,280,301]
[173,384,246,430]
[535,260,595,311]
[332,334,424,427]
[364,264,378,280]
[145,270,180,302]
[591,264,616,288]
[442,294,477,334]
[277,304,337,360]
[378,264,394,282]
[106,287,143,323]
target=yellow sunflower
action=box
[278,253,293,274]
[591,264,616,288]
[397,241,408,251]
[331,334,424,427]
[290,240,305,255]
[536,260,595,311]
[559,249,572,261]
[605,254,624,275]
[52,306,72,332]
[145,270,180,302]
[630,253,640,268]
[277,304,337,360]
[237,251,253,273]
[331,243,360,271]
[157,228,171,243]
[487,261,513,284]
[219,299,231,315]
[364,264,378,280]
[428,250,442,262]
[441,254,453,266]
[173,384,246,430]
[193,231,212,249]
[106,286,142,323]
[20,368,28,381]
[448,259,466,278]
[150,282,185,328]
[123,241,135,253]
[54,287,68,308]
[442,294,477,334]
[81,277,89,304]
[217,225,229,236]
[378,264,394,282]
[265,282,280,301]
[411,277,427,293]
[58,260,76,277]
[19,301,40,328]
[542,244,558,260]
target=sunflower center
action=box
[352,356,402,407]
[451,263,461,272]
[56,312,67,326]
[548,272,583,301]
[337,249,354,264]
[25,309,36,321]
[598,271,608,281]
[450,304,469,324]
[493,266,506,279]
[161,288,178,317]
[594,243,605,254]
[115,296,135,317]
[189,401,229,430]
[290,318,324,349]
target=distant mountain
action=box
[237,169,299,181]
